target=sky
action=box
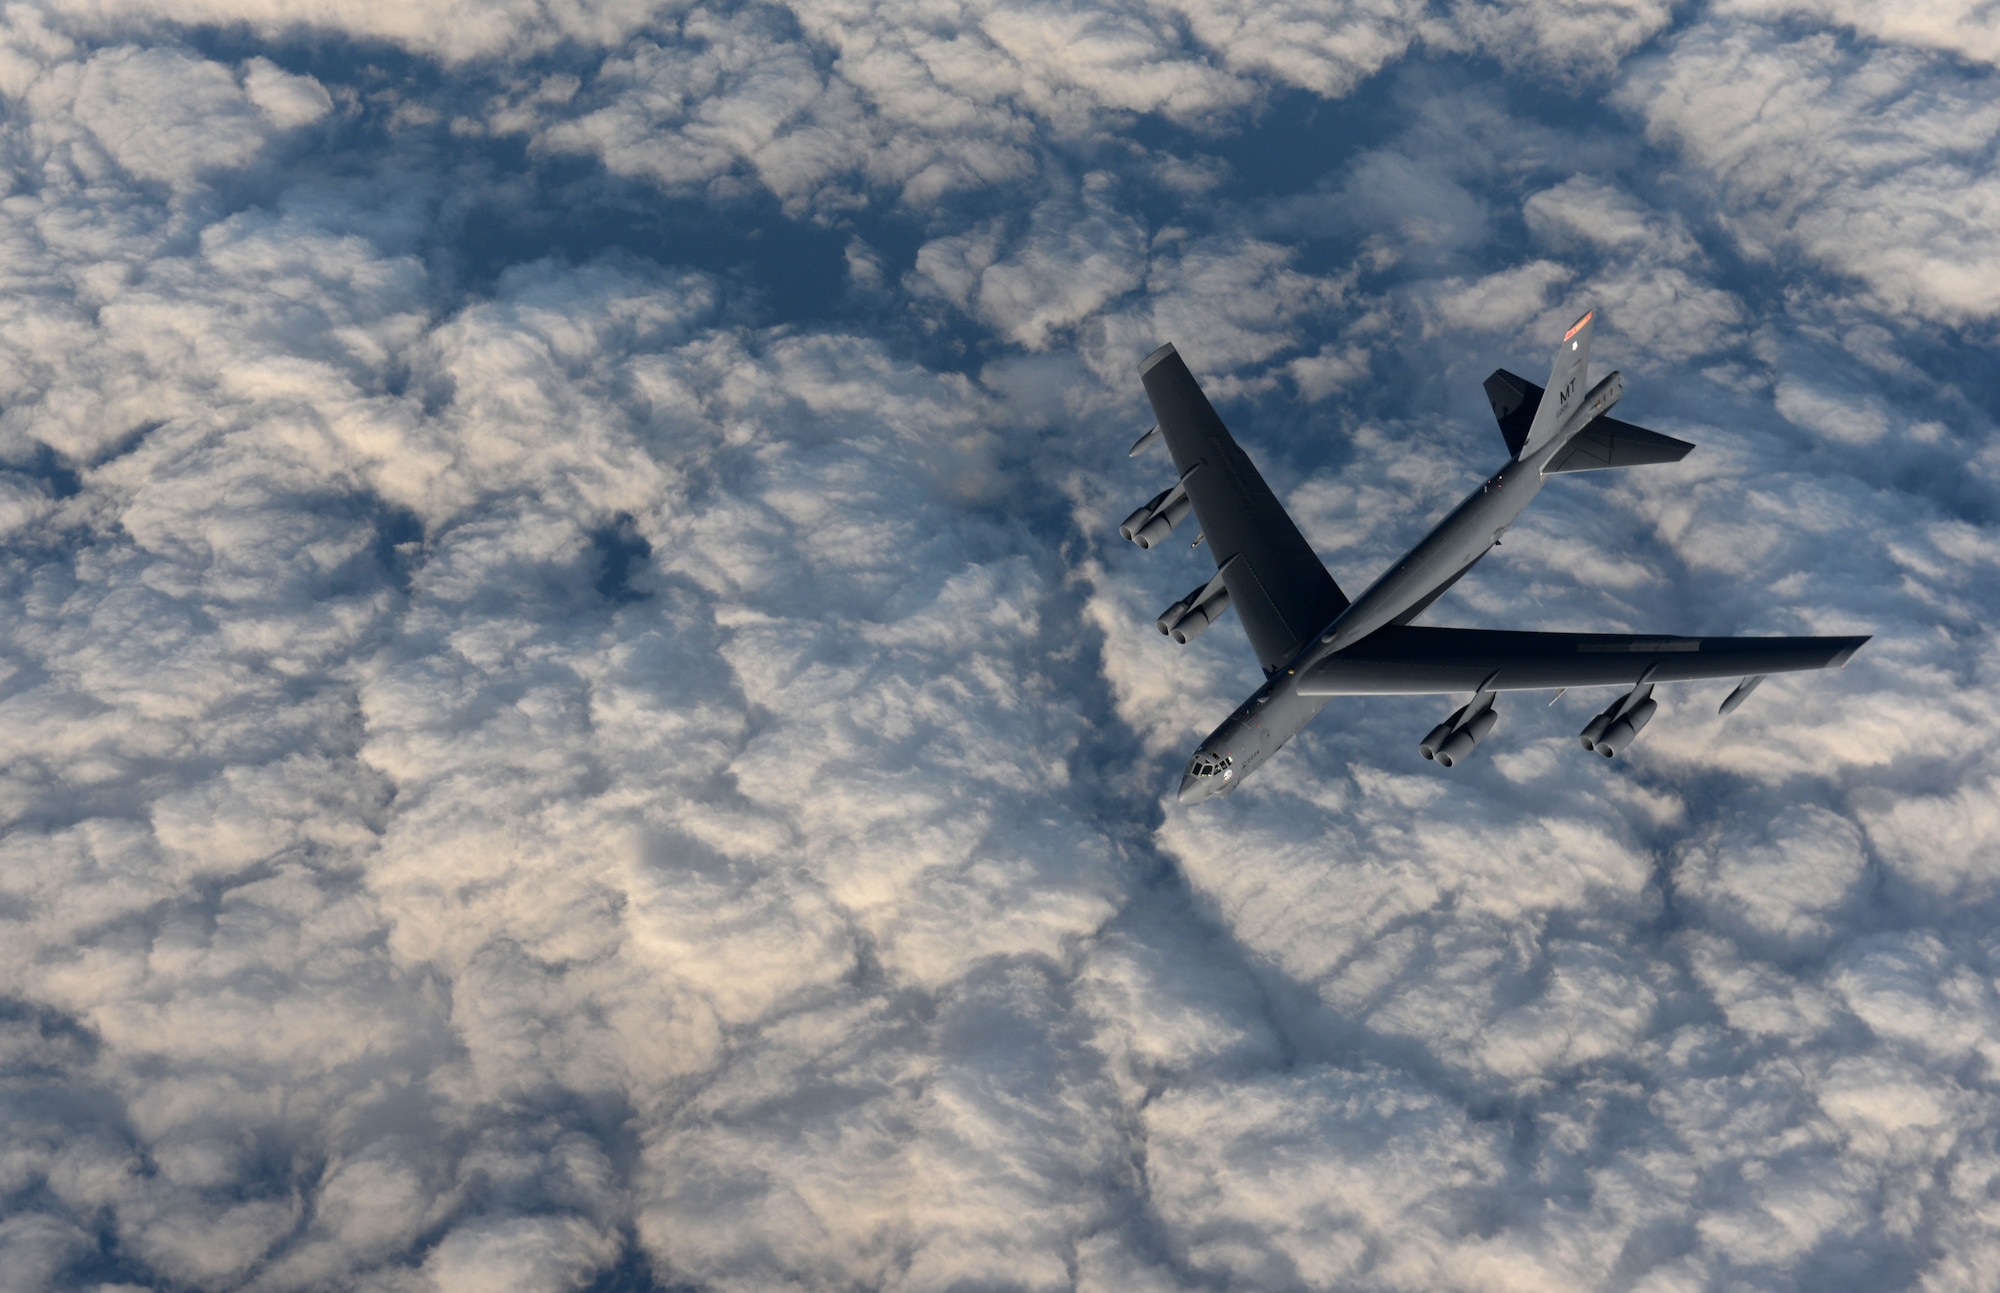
[0,0,1997,1289]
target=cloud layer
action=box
[0,2,1997,1291]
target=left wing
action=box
[1298,626,1868,696]
[1139,343,1349,674]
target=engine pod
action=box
[1595,697,1657,758]
[1168,588,1231,644]
[1434,706,1497,768]
[1579,710,1615,750]
[1119,488,1170,541]
[1419,705,1468,760]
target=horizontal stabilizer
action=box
[1545,416,1695,473]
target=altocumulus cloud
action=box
[0,1,1998,1291]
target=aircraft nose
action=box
[1178,767,1217,804]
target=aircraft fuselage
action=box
[1150,314,1859,803]
[1176,432,1566,803]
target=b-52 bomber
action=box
[1119,310,1868,803]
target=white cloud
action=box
[19,45,329,191]
[241,55,334,129]
[1676,805,1868,951]
[1717,0,2000,68]
[41,0,675,63]
[1082,233,1350,384]
[0,1214,92,1293]
[1861,774,2000,898]
[1428,0,1676,74]
[1,4,1998,1292]
[421,1216,623,1293]
[515,0,1684,217]
[1526,175,1700,260]
[531,14,904,213]
[1623,26,2000,323]
[1425,259,1573,336]
[909,175,1147,349]
[525,0,1414,211]
[1285,341,1370,400]
[1775,377,1892,445]
[1145,1071,1505,1287]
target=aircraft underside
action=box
[1117,309,1868,803]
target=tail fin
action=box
[1518,309,1594,458]
[1483,369,1541,458]
[1485,364,1695,472]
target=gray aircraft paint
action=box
[1128,310,1868,805]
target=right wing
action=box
[1140,344,1348,674]
[1298,626,1868,696]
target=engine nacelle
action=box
[1581,680,1654,751]
[1168,587,1231,643]
[1579,706,1618,750]
[1156,595,1195,635]
[1434,706,1497,768]
[1120,488,1172,541]
[1133,491,1193,548]
[1419,706,1468,760]
[1595,697,1657,758]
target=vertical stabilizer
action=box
[1519,309,1593,459]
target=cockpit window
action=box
[1188,752,1235,778]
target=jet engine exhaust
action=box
[1579,706,1618,751]
[1423,692,1497,767]
[1119,489,1170,542]
[1132,491,1193,548]
[1435,707,1497,768]
[1168,587,1231,643]
[1120,474,1195,548]
[1581,681,1656,755]
[1595,697,1656,758]
[1419,706,1467,760]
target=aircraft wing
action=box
[1140,344,1349,674]
[1296,626,1869,696]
